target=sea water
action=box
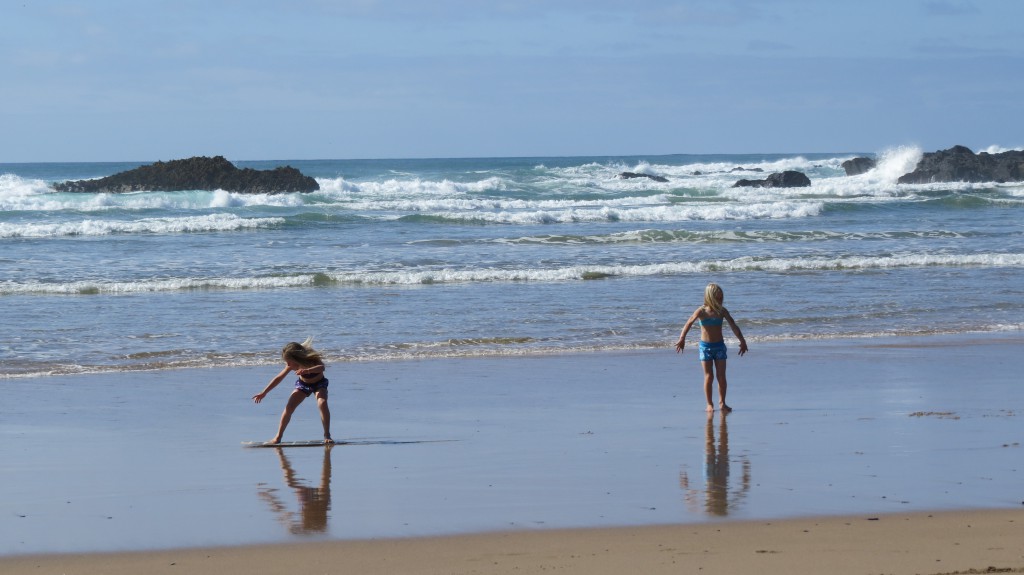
[2,148,1023,378]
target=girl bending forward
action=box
[253,338,333,444]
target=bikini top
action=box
[697,316,724,327]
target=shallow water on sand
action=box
[2,335,1022,555]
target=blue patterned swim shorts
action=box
[698,341,727,361]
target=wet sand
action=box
[3,509,1023,575]
[1,334,1022,570]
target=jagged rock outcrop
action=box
[53,156,320,194]
[733,170,811,188]
[842,157,877,176]
[619,172,669,183]
[897,145,1024,184]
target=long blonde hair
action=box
[281,337,323,367]
[703,283,725,316]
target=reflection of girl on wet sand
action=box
[258,446,333,534]
[679,412,751,516]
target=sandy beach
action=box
[2,334,1022,572]
[4,509,1023,575]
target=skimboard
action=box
[243,440,337,448]
[242,438,454,448]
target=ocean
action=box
[2,148,1023,379]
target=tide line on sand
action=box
[2,509,1023,575]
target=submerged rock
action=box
[619,172,669,183]
[897,145,1024,184]
[53,156,320,194]
[732,170,811,188]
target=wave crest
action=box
[3,252,1020,295]
[872,146,923,184]
[0,214,285,238]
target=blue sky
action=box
[3,0,1023,161]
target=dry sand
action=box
[4,509,1022,575]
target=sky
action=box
[2,0,1023,161]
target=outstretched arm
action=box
[724,310,748,356]
[675,309,700,353]
[253,366,292,403]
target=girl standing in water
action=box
[675,283,748,412]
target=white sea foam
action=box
[0,274,322,295]
[4,251,1021,295]
[491,228,972,246]
[0,173,53,196]
[0,174,66,210]
[683,156,838,175]
[318,253,1024,285]
[981,144,1024,154]
[315,176,507,199]
[0,214,285,238]
[309,178,831,222]
[0,177,307,211]
[401,201,825,224]
[3,152,994,221]
[537,154,930,205]
[547,156,844,183]
[872,146,924,183]
[340,193,670,213]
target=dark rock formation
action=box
[619,172,669,183]
[730,166,764,173]
[842,157,877,176]
[732,170,811,188]
[897,145,1024,184]
[53,156,320,194]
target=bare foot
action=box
[706,404,715,413]
[720,403,732,413]
[323,437,334,444]
[266,437,282,445]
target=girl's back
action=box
[696,306,727,342]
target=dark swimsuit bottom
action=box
[294,377,329,397]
